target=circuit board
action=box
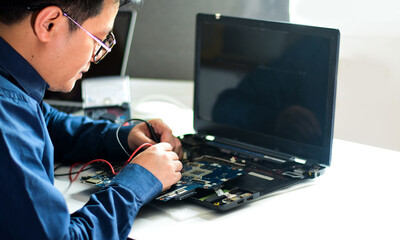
[156,160,244,201]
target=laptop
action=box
[44,9,137,114]
[80,13,340,212]
[155,13,340,211]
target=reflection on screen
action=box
[198,23,331,147]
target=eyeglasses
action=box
[27,5,116,64]
[62,12,116,64]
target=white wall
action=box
[290,0,400,151]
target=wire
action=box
[69,142,152,183]
[116,118,159,157]
[54,163,94,177]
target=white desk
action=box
[55,139,400,240]
[55,79,400,240]
[128,78,195,137]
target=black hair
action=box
[0,0,142,29]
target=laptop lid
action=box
[194,13,340,167]
[44,9,137,106]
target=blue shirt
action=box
[0,37,162,239]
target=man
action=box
[0,0,183,239]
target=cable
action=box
[54,163,94,177]
[116,118,160,157]
[69,142,152,183]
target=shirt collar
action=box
[0,37,49,103]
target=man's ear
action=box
[33,6,65,43]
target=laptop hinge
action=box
[204,135,302,164]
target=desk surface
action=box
[56,79,400,240]
[55,139,400,240]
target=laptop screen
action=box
[44,10,135,103]
[194,14,340,166]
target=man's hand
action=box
[131,143,182,191]
[127,119,182,158]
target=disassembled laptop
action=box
[80,133,325,211]
[76,13,339,212]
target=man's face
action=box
[46,0,119,92]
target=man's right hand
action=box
[130,142,182,191]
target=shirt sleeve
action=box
[0,87,162,239]
[67,164,162,239]
[42,102,133,163]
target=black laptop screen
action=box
[194,14,340,166]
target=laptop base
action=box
[155,134,324,211]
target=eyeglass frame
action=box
[62,12,116,63]
[27,5,116,64]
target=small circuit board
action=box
[79,163,124,188]
[80,170,115,188]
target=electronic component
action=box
[84,103,130,124]
[80,171,115,187]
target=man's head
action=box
[0,0,140,92]
[0,0,139,28]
